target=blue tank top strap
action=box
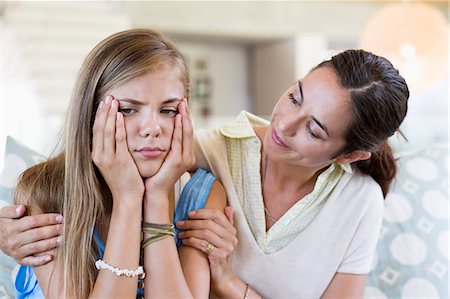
[93,226,105,259]
[15,265,44,299]
[174,168,216,247]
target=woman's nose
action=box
[278,112,301,137]
[139,115,162,138]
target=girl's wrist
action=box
[143,196,170,223]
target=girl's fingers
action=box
[104,98,118,157]
[177,218,232,240]
[115,112,128,158]
[180,99,194,161]
[92,96,109,154]
[170,113,182,157]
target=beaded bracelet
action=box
[95,259,144,277]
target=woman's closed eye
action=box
[161,107,179,117]
[288,92,303,106]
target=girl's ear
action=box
[336,150,372,165]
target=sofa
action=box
[0,136,448,298]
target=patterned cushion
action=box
[365,144,449,299]
[0,136,45,299]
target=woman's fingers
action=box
[184,209,235,232]
[178,228,230,250]
[224,206,234,226]
[15,214,63,234]
[18,223,62,247]
[17,236,60,263]
[0,205,26,218]
[20,254,54,267]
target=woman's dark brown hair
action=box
[318,49,409,197]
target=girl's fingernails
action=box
[44,256,52,262]
[55,215,63,223]
[56,237,62,244]
[176,221,184,226]
[98,101,104,110]
[178,232,185,237]
[117,112,122,121]
[105,95,112,104]
[188,211,196,216]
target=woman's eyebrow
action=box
[297,80,304,102]
[312,116,330,137]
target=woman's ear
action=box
[335,150,372,165]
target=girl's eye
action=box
[161,108,179,117]
[288,93,300,106]
[119,108,135,115]
[306,121,319,140]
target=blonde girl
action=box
[13,29,225,298]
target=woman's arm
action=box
[0,204,62,266]
[321,273,367,299]
[176,209,262,299]
[179,180,227,298]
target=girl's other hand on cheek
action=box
[144,98,195,201]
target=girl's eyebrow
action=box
[116,98,182,105]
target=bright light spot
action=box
[400,43,416,59]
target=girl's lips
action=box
[271,129,288,148]
[137,148,164,158]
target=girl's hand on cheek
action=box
[144,99,195,202]
[91,95,144,204]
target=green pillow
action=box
[0,136,45,299]
[365,144,448,298]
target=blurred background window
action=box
[0,0,448,164]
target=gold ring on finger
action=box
[205,243,215,256]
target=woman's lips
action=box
[271,129,288,148]
[137,147,164,158]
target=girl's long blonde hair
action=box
[15,29,189,298]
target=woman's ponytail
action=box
[355,141,397,197]
[318,49,408,198]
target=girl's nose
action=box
[139,116,162,138]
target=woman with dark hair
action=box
[1,49,408,298]
[176,49,409,298]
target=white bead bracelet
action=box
[95,259,144,277]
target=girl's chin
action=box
[137,163,163,179]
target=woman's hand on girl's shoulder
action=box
[144,99,195,200]
[91,95,144,202]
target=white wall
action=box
[177,40,250,129]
